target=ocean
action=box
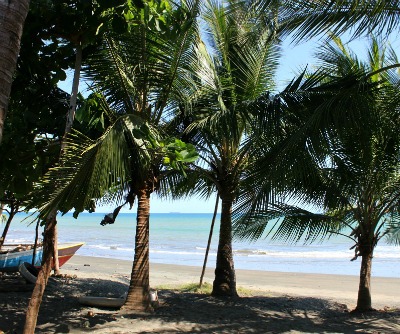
[4,212,400,278]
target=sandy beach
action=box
[1,255,400,333]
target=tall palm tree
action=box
[0,0,30,143]
[28,0,200,315]
[234,37,400,312]
[164,0,280,297]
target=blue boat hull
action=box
[0,248,43,272]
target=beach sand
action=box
[1,255,399,333]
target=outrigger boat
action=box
[0,242,84,272]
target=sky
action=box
[58,32,399,214]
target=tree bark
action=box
[23,214,56,334]
[0,204,16,248]
[23,41,83,332]
[63,42,82,143]
[199,195,219,288]
[52,222,60,275]
[32,218,40,265]
[51,42,83,276]
[355,245,374,312]
[0,0,30,144]
[122,187,152,312]
[212,196,238,297]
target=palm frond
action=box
[28,115,153,218]
[277,0,400,41]
[235,36,400,247]
[234,202,338,244]
[385,221,400,246]
[158,165,216,200]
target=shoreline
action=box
[63,255,400,310]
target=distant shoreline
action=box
[8,212,400,278]
[63,255,400,310]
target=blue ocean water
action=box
[3,212,400,278]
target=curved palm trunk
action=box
[23,214,57,334]
[199,195,219,288]
[356,244,374,312]
[32,218,40,265]
[0,203,18,248]
[122,187,152,311]
[212,196,238,297]
[0,0,30,144]
[52,42,83,276]
[52,224,60,275]
[63,42,82,145]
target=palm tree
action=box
[164,0,280,297]
[0,0,30,143]
[28,0,200,315]
[234,37,400,312]
[86,4,200,312]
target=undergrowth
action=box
[155,282,254,296]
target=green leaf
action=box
[112,14,128,34]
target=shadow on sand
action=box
[1,276,399,333]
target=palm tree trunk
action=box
[32,218,40,265]
[63,42,82,143]
[0,204,17,248]
[52,223,60,275]
[0,0,30,144]
[16,30,85,334]
[23,41,83,331]
[122,187,152,311]
[212,196,238,297]
[356,246,374,312]
[199,195,219,288]
[51,42,83,276]
[23,214,57,334]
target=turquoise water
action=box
[3,212,400,277]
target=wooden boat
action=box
[0,242,84,272]
[78,296,126,308]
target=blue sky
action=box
[59,33,399,213]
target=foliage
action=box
[162,0,280,201]
[261,0,400,41]
[0,38,68,200]
[157,0,281,297]
[75,92,110,135]
[0,0,114,207]
[2,0,179,212]
[28,115,198,219]
[26,0,201,219]
[155,282,255,296]
[234,37,400,251]
[179,282,213,294]
[386,223,400,246]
